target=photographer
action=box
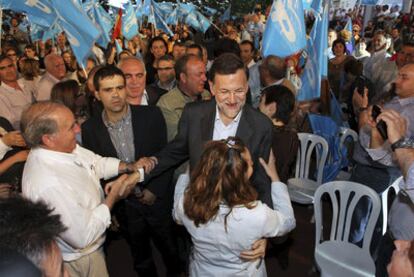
[349,63,414,248]
[374,109,414,277]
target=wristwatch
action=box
[391,137,414,152]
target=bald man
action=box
[35,54,66,101]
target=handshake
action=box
[103,156,159,208]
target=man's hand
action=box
[138,189,156,205]
[240,238,267,261]
[259,149,279,182]
[377,109,407,144]
[136,156,158,173]
[352,87,369,112]
[104,174,137,209]
[2,131,26,147]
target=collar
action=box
[396,96,414,106]
[157,79,176,91]
[214,105,242,126]
[102,105,131,129]
[247,59,256,68]
[45,72,60,83]
[1,79,23,91]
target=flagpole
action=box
[209,21,226,36]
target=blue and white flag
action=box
[203,6,217,16]
[311,0,323,14]
[177,2,197,18]
[92,5,114,47]
[262,0,307,58]
[52,1,100,68]
[153,2,174,19]
[297,2,328,101]
[344,16,354,52]
[361,0,378,4]
[302,0,313,10]
[29,22,45,42]
[219,5,231,23]
[297,40,320,101]
[0,0,56,27]
[142,0,152,16]
[42,22,62,42]
[310,2,328,78]
[153,5,174,37]
[166,8,179,25]
[122,1,139,40]
[197,12,211,33]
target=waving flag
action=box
[219,5,231,23]
[112,8,123,40]
[0,0,56,27]
[94,5,114,47]
[203,6,217,16]
[197,12,211,33]
[344,16,355,52]
[302,0,313,10]
[142,0,152,16]
[311,0,324,14]
[310,2,329,78]
[166,8,179,25]
[122,1,139,40]
[152,5,174,37]
[262,0,307,58]
[29,22,45,42]
[297,2,329,101]
[52,0,101,68]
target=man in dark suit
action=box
[82,66,180,277]
[147,53,273,206]
[142,53,273,259]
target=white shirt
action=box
[0,80,33,129]
[212,106,242,140]
[173,174,296,277]
[247,59,256,69]
[22,145,120,261]
[35,72,60,101]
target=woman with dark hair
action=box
[328,38,355,100]
[145,36,168,84]
[259,85,299,183]
[50,80,89,125]
[173,137,295,276]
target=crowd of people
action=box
[0,2,413,277]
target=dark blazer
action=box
[150,99,274,207]
[81,105,171,199]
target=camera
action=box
[371,105,388,141]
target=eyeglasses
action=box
[157,67,173,71]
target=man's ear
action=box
[41,133,54,148]
[209,80,215,96]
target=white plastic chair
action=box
[287,133,329,204]
[336,127,358,181]
[381,176,402,235]
[314,181,381,277]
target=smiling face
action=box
[209,69,248,125]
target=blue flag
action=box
[344,16,354,53]
[29,22,45,42]
[142,0,152,16]
[311,0,323,14]
[153,2,174,19]
[219,5,231,23]
[166,8,179,25]
[310,3,329,78]
[0,0,56,27]
[297,2,329,101]
[51,1,100,68]
[153,5,174,37]
[122,1,139,40]
[42,22,62,42]
[361,0,378,4]
[197,12,211,33]
[298,40,320,101]
[203,6,217,16]
[302,0,313,10]
[94,5,114,47]
[262,0,307,58]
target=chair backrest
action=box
[295,133,329,184]
[381,176,402,235]
[314,181,381,253]
[339,127,358,148]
